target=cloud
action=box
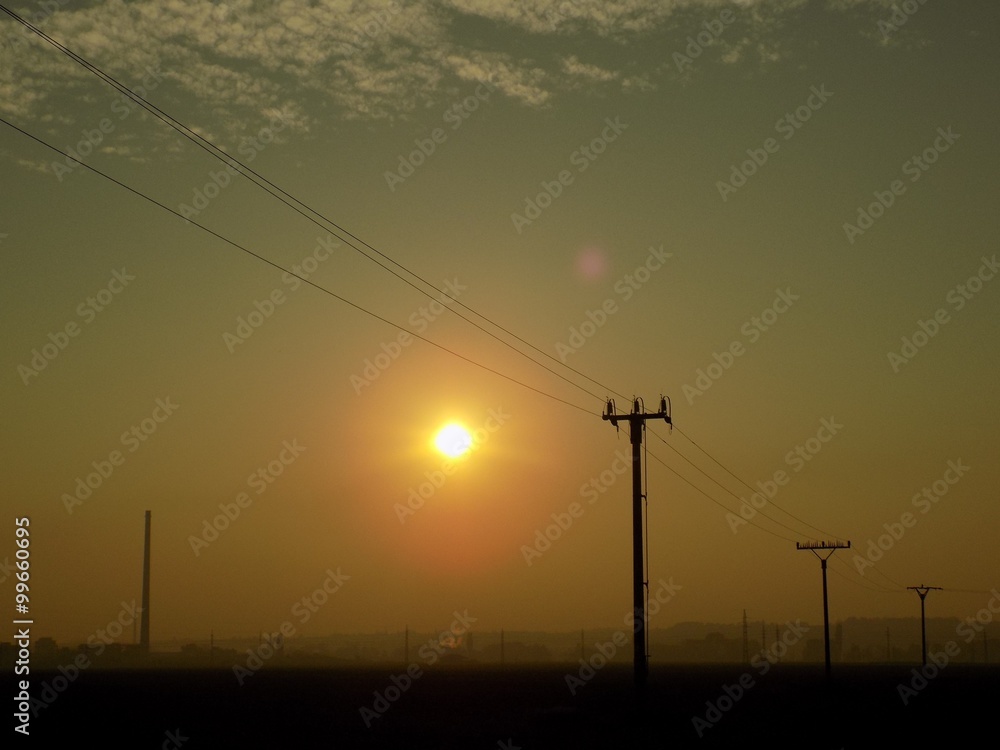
[0,0,899,145]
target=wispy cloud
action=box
[0,0,895,146]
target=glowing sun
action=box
[434,423,473,458]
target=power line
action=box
[644,447,798,544]
[0,114,596,417]
[2,3,872,556]
[0,3,612,407]
[4,4,950,590]
[646,428,836,540]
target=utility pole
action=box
[140,510,151,657]
[907,585,942,666]
[742,610,749,664]
[796,540,851,679]
[602,396,671,691]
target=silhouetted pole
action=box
[603,396,671,691]
[907,585,942,665]
[140,510,151,656]
[742,610,749,664]
[796,540,851,679]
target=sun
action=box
[434,423,473,458]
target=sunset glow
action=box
[434,423,473,458]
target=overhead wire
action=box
[0,3,612,406]
[4,4,975,599]
[0,114,597,418]
[0,2,866,552]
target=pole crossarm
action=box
[907,585,943,599]
[601,395,671,692]
[797,540,851,562]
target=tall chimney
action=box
[140,510,151,655]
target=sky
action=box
[1,0,998,648]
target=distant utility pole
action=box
[742,610,749,664]
[907,585,942,666]
[602,396,671,691]
[796,540,851,679]
[140,510,151,656]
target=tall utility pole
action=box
[907,585,942,666]
[742,610,749,664]
[602,396,671,691]
[796,540,851,679]
[140,510,151,656]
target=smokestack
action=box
[140,510,151,655]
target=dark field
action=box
[14,662,998,747]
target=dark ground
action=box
[11,662,998,748]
